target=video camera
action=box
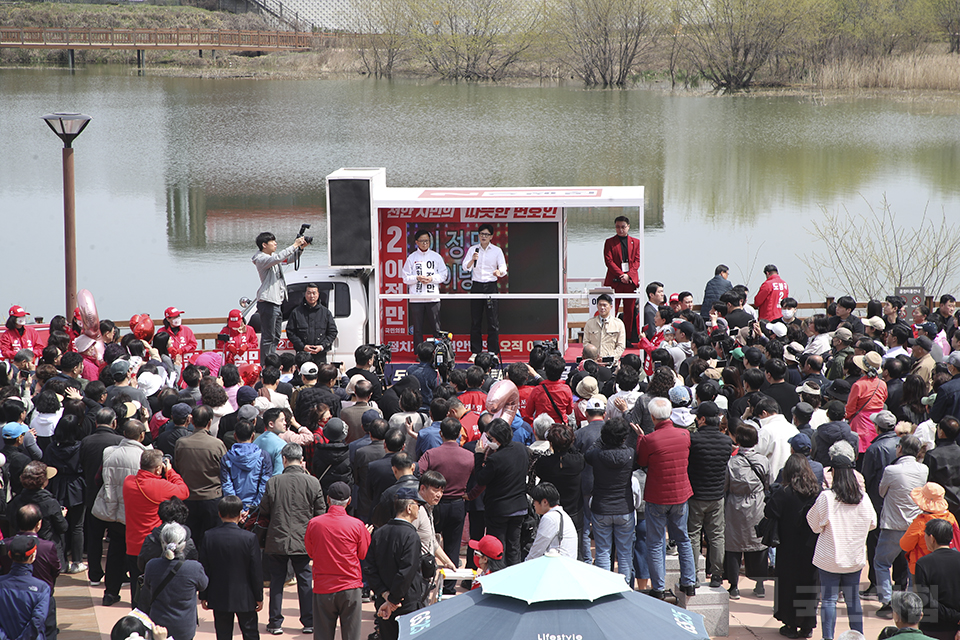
[371,343,392,387]
[532,338,563,359]
[432,331,456,382]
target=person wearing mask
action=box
[156,307,197,358]
[473,418,529,566]
[806,441,877,640]
[0,306,44,361]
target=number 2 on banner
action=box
[386,226,404,253]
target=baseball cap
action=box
[238,405,259,422]
[908,336,934,352]
[108,359,131,379]
[2,422,28,439]
[171,403,193,422]
[584,395,607,411]
[668,385,692,407]
[326,481,351,501]
[237,386,258,405]
[676,321,696,339]
[164,307,184,319]
[871,410,897,431]
[395,486,427,504]
[5,535,37,562]
[947,351,960,370]
[361,409,381,428]
[7,306,27,318]
[692,401,719,418]
[792,402,814,420]
[227,309,243,329]
[468,535,504,560]
[669,293,680,304]
[300,362,319,378]
[833,328,853,343]
[788,433,812,454]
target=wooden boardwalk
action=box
[0,26,327,50]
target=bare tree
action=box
[405,0,542,79]
[676,0,807,92]
[933,0,960,53]
[800,196,960,301]
[552,0,662,86]
[354,0,411,77]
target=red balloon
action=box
[133,316,155,342]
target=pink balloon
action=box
[77,289,101,340]
[485,380,519,424]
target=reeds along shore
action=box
[3,2,960,93]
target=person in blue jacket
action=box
[0,536,51,640]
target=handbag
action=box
[241,470,270,547]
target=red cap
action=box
[468,535,503,560]
[669,293,680,303]
[164,306,184,319]
[73,307,82,321]
[8,306,27,318]
[227,309,243,329]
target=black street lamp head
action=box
[41,112,91,148]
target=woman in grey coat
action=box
[723,422,768,599]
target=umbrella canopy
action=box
[399,588,709,640]
[478,553,630,603]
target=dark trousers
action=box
[373,597,418,640]
[257,301,283,359]
[614,295,638,342]
[186,498,222,550]
[465,508,485,570]
[126,554,142,608]
[485,513,524,566]
[267,554,313,629]
[469,282,500,355]
[213,610,259,640]
[434,499,465,589]
[64,505,84,565]
[45,596,57,640]
[88,516,127,595]
[313,589,362,640]
[724,550,768,589]
[410,302,440,350]
[865,526,879,586]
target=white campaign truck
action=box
[242,266,376,370]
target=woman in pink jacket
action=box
[845,351,887,454]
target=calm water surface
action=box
[2,66,959,321]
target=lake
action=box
[2,66,959,324]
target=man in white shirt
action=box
[401,230,450,351]
[527,482,577,560]
[462,224,507,359]
[753,396,799,484]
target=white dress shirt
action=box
[402,249,449,303]
[461,243,507,283]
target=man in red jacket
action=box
[523,357,573,425]
[305,482,371,640]
[635,397,697,599]
[122,449,190,606]
[602,216,641,344]
[754,264,789,322]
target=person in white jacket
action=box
[527,482,577,560]
[401,230,449,350]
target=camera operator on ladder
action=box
[462,224,507,362]
[252,231,308,359]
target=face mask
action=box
[781,309,796,321]
[170,318,182,328]
[481,432,499,451]
[15,318,25,327]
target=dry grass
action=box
[812,53,960,91]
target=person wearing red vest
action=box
[0,306,45,361]
[157,307,198,357]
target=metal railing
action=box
[0,27,326,50]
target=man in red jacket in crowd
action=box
[304,482,371,640]
[523,356,573,425]
[754,264,789,322]
[122,449,190,606]
[635,397,697,599]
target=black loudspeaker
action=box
[328,178,373,267]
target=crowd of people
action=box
[2,226,960,640]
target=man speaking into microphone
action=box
[462,224,507,360]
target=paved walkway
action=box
[56,565,895,640]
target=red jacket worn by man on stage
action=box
[602,227,641,341]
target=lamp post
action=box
[41,112,91,321]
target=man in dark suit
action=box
[602,216,642,343]
[365,429,407,518]
[915,518,960,640]
[200,496,263,640]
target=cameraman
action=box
[252,232,307,359]
[345,345,384,402]
[287,283,338,365]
